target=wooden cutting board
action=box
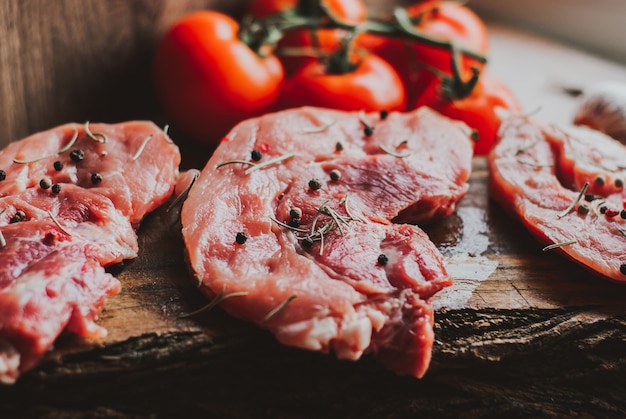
[2,23,626,419]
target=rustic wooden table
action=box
[2,1,626,418]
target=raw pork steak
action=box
[181,107,473,377]
[0,122,180,383]
[490,115,626,282]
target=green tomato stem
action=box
[240,0,488,97]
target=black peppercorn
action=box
[235,231,248,244]
[251,149,262,161]
[594,176,605,187]
[576,204,589,215]
[70,149,85,162]
[0,170,6,181]
[91,173,103,185]
[53,161,63,171]
[289,207,302,220]
[301,237,314,248]
[377,254,388,266]
[329,169,341,182]
[308,178,323,190]
[10,210,25,223]
[39,177,52,189]
[51,184,61,194]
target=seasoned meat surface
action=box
[0,122,180,383]
[182,107,473,377]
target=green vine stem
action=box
[239,0,488,99]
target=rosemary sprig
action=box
[0,207,6,247]
[542,240,577,252]
[179,288,248,318]
[516,138,541,155]
[216,152,296,174]
[47,210,71,237]
[13,127,79,164]
[12,154,55,165]
[557,182,589,219]
[516,158,554,168]
[380,144,411,158]
[358,110,374,131]
[302,120,336,133]
[84,121,108,144]
[339,193,361,222]
[262,294,297,323]
[131,134,153,161]
[216,159,256,169]
[58,127,79,153]
[166,172,199,212]
[270,217,310,233]
[244,152,296,174]
[163,124,174,144]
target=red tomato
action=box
[278,52,406,112]
[247,0,299,18]
[357,1,488,107]
[247,0,367,75]
[415,74,521,155]
[152,11,284,145]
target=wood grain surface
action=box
[2,1,626,417]
[1,158,626,418]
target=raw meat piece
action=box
[489,115,626,282]
[181,107,474,377]
[0,121,180,383]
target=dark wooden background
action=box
[0,0,405,147]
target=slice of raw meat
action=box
[0,121,180,383]
[181,106,474,377]
[489,115,626,282]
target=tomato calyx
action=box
[360,7,485,100]
[435,49,481,101]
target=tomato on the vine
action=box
[357,1,488,106]
[278,51,406,112]
[152,10,284,146]
[246,0,367,76]
[415,73,521,155]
